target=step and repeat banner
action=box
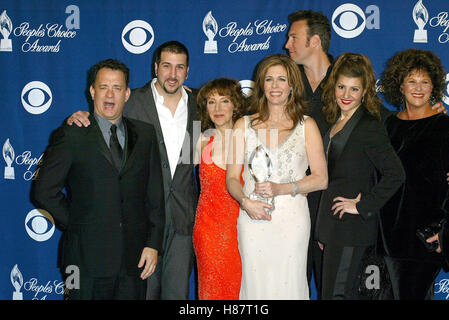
[1,0,448,300]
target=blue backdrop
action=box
[1,0,448,300]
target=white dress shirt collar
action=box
[150,78,189,178]
[150,78,188,110]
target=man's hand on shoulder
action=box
[432,102,447,115]
[67,110,91,127]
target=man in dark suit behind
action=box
[31,59,165,300]
[284,10,334,299]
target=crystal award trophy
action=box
[3,138,15,179]
[0,10,13,52]
[202,11,218,54]
[10,264,23,300]
[248,145,275,213]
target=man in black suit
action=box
[31,59,165,300]
[67,41,199,300]
[284,10,334,299]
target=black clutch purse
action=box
[416,219,446,252]
[357,245,393,299]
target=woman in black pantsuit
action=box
[315,53,405,300]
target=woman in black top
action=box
[379,48,449,300]
[316,53,405,299]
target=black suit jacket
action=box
[299,62,392,235]
[31,115,165,278]
[440,223,449,269]
[316,107,405,246]
[123,81,199,235]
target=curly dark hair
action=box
[380,48,446,109]
[249,54,308,130]
[322,52,381,123]
[197,78,248,131]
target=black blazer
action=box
[316,107,405,246]
[440,223,449,267]
[123,82,199,235]
[31,115,165,278]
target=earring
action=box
[429,95,436,105]
[400,95,405,109]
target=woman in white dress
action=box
[226,54,328,299]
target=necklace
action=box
[268,113,286,130]
[269,118,280,129]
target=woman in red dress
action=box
[193,78,247,300]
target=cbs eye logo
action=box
[21,81,52,115]
[122,20,154,54]
[25,209,55,242]
[239,80,255,98]
[332,3,380,39]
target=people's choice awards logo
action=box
[415,2,449,44]
[202,10,287,54]
[21,81,52,114]
[2,5,79,53]
[332,3,380,39]
[10,264,74,300]
[435,278,449,299]
[2,138,43,181]
[0,10,13,52]
[25,209,55,242]
[122,20,154,54]
[413,0,429,43]
[203,11,218,54]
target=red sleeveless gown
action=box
[193,135,242,300]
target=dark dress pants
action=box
[321,244,368,300]
[146,208,194,300]
[384,257,441,300]
[67,259,146,300]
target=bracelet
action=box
[241,196,248,209]
[291,181,300,197]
